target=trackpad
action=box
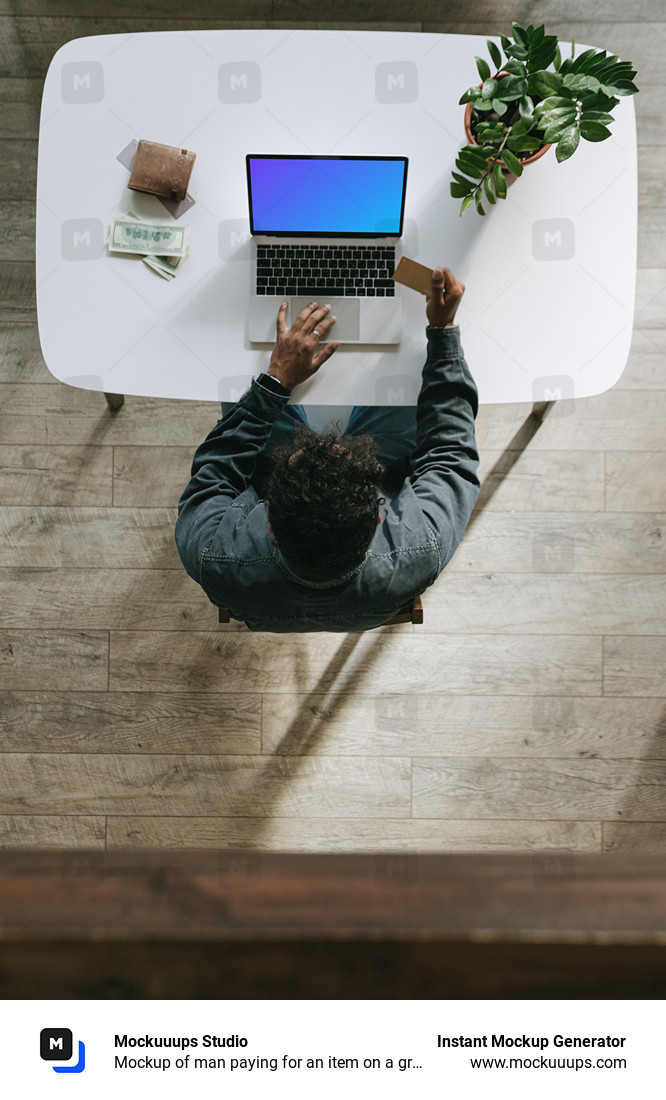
[290,297,360,342]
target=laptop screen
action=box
[247,154,408,237]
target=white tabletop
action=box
[36,29,637,406]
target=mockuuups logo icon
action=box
[218,375,254,404]
[375,375,419,405]
[61,219,104,260]
[532,218,575,261]
[375,61,418,103]
[218,219,251,260]
[61,61,104,103]
[531,532,576,572]
[532,374,575,416]
[219,61,261,103]
[40,1028,86,1073]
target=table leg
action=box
[531,400,554,421]
[104,392,125,412]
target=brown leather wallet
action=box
[128,139,196,202]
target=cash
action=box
[107,211,189,279]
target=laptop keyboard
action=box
[256,244,396,297]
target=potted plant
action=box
[450,22,638,215]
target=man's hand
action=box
[426,266,465,329]
[267,301,340,390]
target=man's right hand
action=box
[426,266,465,329]
[267,300,339,391]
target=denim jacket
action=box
[175,325,480,632]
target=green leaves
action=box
[509,41,529,62]
[450,180,471,198]
[534,95,575,111]
[494,74,528,100]
[518,93,535,123]
[452,22,639,215]
[499,147,523,176]
[493,161,506,199]
[456,144,493,179]
[543,118,577,145]
[569,47,600,73]
[542,106,578,124]
[526,35,558,73]
[529,70,563,97]
[580,119,611,141]
[580,109,613,124]
[475,119,507,143]
[555,126,580,162]
[502,60,526,77]
[483,172,497,204]
[604,78,639,96]
[452,142,512,216]
[506,134,540,152]
[562,72,601,94]
[559,45,638,97]
[456,160,484,180]
[487,39,502,70]
[581,90,619,112]
[476,55,491,81]
[502,21,557,72]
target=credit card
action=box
[391,256,434,295]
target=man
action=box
[175,267,480,632]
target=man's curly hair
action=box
[264,426,385,582]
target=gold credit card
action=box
[391,256,434,295]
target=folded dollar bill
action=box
[142,254,184,280]
[107,211,189,278]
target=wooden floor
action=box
[1,1,664,855]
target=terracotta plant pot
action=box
[463,73,551,171]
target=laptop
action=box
[247,154,408,345]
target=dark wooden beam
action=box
[2,850,665,940]
[2,941,666,1000]
[2,850,665,998]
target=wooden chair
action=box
[217,595,423,627]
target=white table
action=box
[36,29,637,408]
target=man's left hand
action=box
[267,301,340,390]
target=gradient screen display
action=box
[247,155,408,236]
